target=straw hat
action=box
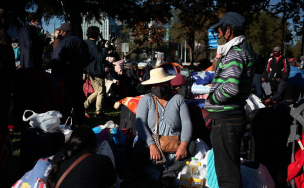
[141,68,176,85]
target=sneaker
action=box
[94,112,110,118]
[85,109,90,118]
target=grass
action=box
[0,101,121,188]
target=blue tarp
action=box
[289,66,304,88]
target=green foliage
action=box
[290,41,303,59]
[246,12,286,56]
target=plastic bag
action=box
[194,138,210,160]
[96,140,115,168]
[22,110,62,133]
[59,117,73,142]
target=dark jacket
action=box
[48,32,85,78]
[18,23,44,69]
[52,151,116,188]
[0,26,16,134]
[270,79,293,101]
[265,56,290,79]
[84,39,108,78]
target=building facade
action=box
[82,16,117,40]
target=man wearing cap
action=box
[0,8,16,128]
[205,12,256,187]
[18,12,44,69]
[47,22,86,126]
[265,47,290,94]
[265,71,293,105]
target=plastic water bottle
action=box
[189,157,198,175]
[179,161,192,188]
[191,162,205,188]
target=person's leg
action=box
[95,78,105,114]
[84,76,98,109]
[66,78,86,125]
[211,116,246,188]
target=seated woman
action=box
[46,127,116,188]
[131,68,195,187]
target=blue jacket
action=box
[49,32,85,78]
[18,23,44,69]
[84,39,108,78]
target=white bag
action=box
[22,110,62,133]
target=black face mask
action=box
[151,86,169,98]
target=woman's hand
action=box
[149,144,161,160]
[175,142,188,160]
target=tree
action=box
[28,0,137,39]
[0,0,30,28]
[246,12,290,56]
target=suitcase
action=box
[119,105,136,133]
[248,106,294,187]
[20,128,65,174]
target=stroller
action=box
[286,101,304,187]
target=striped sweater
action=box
[205,41,256,113]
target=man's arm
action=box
[89,44,108,65]
[209,60,243,104]
[270,81,287,101]
[283,58,290,78]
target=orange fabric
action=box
[205,66,213,71]
[114,96,143,114]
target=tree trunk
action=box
[70,11,83,40]
[66,0,83,40]
[124,46,141,57]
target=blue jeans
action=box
[211,115,246,188]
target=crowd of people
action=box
[1,7,304,188]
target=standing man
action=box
[47,23,86,126]
[83,26,110,118]
[18,12,44,69]
[0,9,16,128]
[205,12,256,188]
[265,47,290,93]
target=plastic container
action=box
[190,157,198,175]
[179,161,192,188]
[191,162,206,188]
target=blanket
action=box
[114,96,143,114]
[191,83,211,94]
[192,71,215,85]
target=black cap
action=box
[273,72,283,79]
[210,12,245,29]
[55,22,72,31]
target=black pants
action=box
[211,115,246,188]
[61,77,86,125]
[131,139,196,180]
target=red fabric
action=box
[289,58,295,62]
[283,59,287,75]
[287,131,304,187]
[170,73,186,86]
[83,79,94,98]
[267,59,272,74]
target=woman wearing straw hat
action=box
[130,67,195,187]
